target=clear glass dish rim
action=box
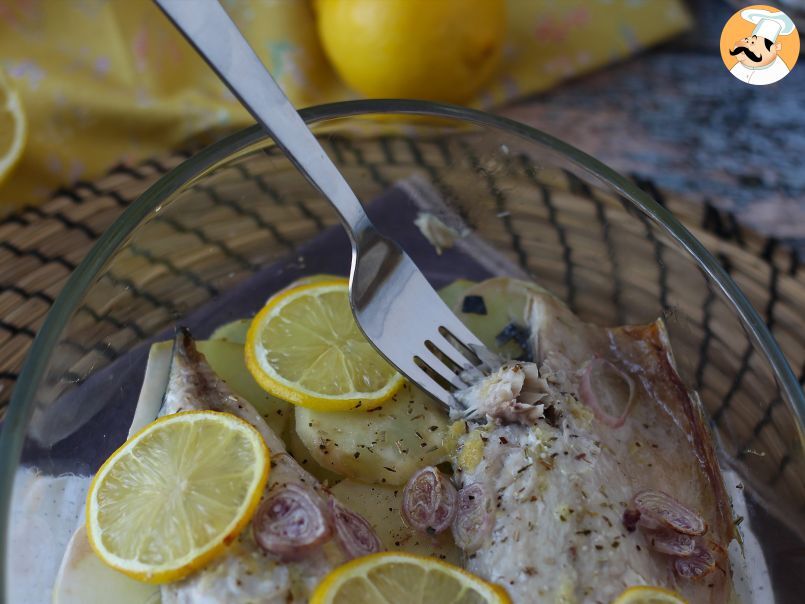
[1,99,802,594]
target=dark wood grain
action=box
[504,1,805,258]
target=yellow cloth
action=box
[0,0,690,215]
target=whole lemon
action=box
[315,0,506,104]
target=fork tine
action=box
[350,246,498,409]
[407,364,457,402]
[442,317,485,349]
[436,321,488,365]
[415,348,468,391]
[438,324,501,373]
[426,333,473,372]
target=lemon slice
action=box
[86,411,269,584]
[311,552,511,604]
[245,279,404,411]
[0,68,26,184]
[613,586,688,604]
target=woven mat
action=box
[0,148,802,418]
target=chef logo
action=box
[720,5,799,85]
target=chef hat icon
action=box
[741,8,796,42]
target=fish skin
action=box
[160,328,351,604]
[453,293,736,604]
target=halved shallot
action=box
[647,530,696,557]
[633,490,707,536]
[674,544,717,579]
[579,358,635,428]
[401,466,457,535]
[452,482,494,553]
[330,499,382,559]
[253,483,332,560]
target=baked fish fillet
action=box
[452,292,736,603]
[160,329,365,604]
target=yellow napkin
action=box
[0,0,690,215]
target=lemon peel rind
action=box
[245,279,405,411]
[310,551,512,604]
[613,585,689,604]
[0,69,27,181]
[85,410,269,584]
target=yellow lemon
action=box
[310,552,512,604]
[613,585,689,604]
[315,0,506,104]
[245,279,404,411]
[0,67,26,185]
[86,411,269,584]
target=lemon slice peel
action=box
[85,410,269,584]
[245,279,404,412]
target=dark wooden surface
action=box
[504,0,805,257]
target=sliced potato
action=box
[284,412,343,485]
[451,276,547,359]
[295,381,449,486]
[437,278,476,310]
[209,319,251,345]
[53,526,160,604]
[197,339,291,435]
[330,479,460,565]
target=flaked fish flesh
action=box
[452,292,736,603]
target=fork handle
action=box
[155,0,372,243]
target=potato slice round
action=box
[284,412,343,485]
[330,480,460,564]
[209,319,250,345]
[451,277,547,359]
[295,381,449,486]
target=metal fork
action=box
[155,0,492,407]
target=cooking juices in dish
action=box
[55,276,739,603]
